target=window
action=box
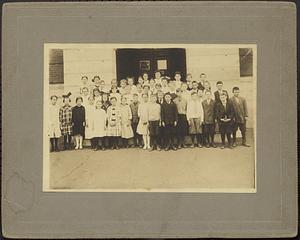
[239,48,253,77]
[49,49,64,84]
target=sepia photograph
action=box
[43,44,256,192]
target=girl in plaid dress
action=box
[59,95,73,150]
[106,97,122,150]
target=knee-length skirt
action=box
[137,120,149,135]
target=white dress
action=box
[137,102,149,135]
[120,104,134,139]
[92,108,107,137]
[49,104,61,138]
[85,104,95,139]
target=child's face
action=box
[162,79,168,86]
[64,98,70,106]
[142,95,148,103]
[149,80,155,87]
[51,97,57,105]
[111,79,117,87]
[128,78,134,86]
[192,82,198,89]
[95,100,102,109]
[157,92,164,99]
[95,78,101,86]
[233,89,240,97]
[164,94,171,102]
[133,95,139,102]
[143,87,149,94]
[187,74,192,81]
[143,73,148,80]
[174,74,181,81]
[155,84,162,90]
[206,92,211,99]
[120,81,126,88]
[76,99,83,106]
[82,88,89,96]
[81,77,88,85]
[155,72,161,79]
[88,98,94,105]
[168,82,175,90]
[111,98,117,106]
[220,94,227,102]
[121,97,127,104]
[181,83,188,91]
[138,77,144,84]
[151,95,157,103]
[216,83,223,90]
[197,90,204,98]
[125,85,131,94]
[200,75,206,81]
[204,82,210,90]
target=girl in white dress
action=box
[49,95,61,152]
[120,96,134,148]
[137,93,150,150]
[84,96,95,148]
[91,100,107,151]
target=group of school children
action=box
[49,71,250,152]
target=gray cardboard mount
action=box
[2,1,297,238]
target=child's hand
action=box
[174,121,177,126]
[162,121,165,127]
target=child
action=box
[156,90,165,149]
[161,93,178,151]
[59,94,73,150]
[81,86,90,105]
[197,89,204,102]
[148,94,161,151]
[130,93,142,147]
[91,100,107,151]
[142,72,150,85]
[98,80,108,94]
[93,88,102,103]
[215,93,234,149]
[127,77,137,93]
[154,70,162,84]
[92,75,101,91]
[214,81,229,104]
[149,79,157,95]
[106,97,122,150]
[168,81,177,100]
[120,96,134,148]
[123,85,133,105]
[49,95,61,152]
[136,83,144,102]
[137,76,144,86]
[186,73,193,91]
[161,77,170,93]
[155,83,163,93]
[186,92,204,148]
[180,82,191,102]
[137,93,150,150]
[84,96,96,148]
[118,79,127,95]
[174,71,183,90]
[72,97,86,150]
[202,91,217,148]
[102,93,111,110]
[230,87,250,147]
[109,85,121,104]
[198,73,206,90]
[111,78,118,89]
[142,85,150,100]
[203,80,212,97]
[174,89,188,149]
[190,81,199,95]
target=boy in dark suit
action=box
[161,93,178,151]
[214,81,229,104]
[230,87,250,147]
[202,91,216,148]
[215,92,234,149]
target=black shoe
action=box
[206,144,210,148]
[165,146,170,151]
[220,145,225,149]
[242,143,250,147]
[211,143,217,148]
[172,146,177,151]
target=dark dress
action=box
[72,105,86,136]
[161,101,178,136]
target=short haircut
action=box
[81,76,88,80]
[164,92,171,97]
[232,86,240,92]
[82,86,89,91]
[110,96,117,101]
[191,91,198,96]
[192,81,198,84]
[174,71,181,75]
[132,93,138,97]
[93,88,100,94]
[141,93,148,97]
[221,92,227,97]
[121,96,127,101]
[186,73,192,77]
[76,97,83,103]
[120,79,127,83]
[88,96,94,101]
[143,85,150,89]
[216,81,223,85]
[50,95,58,100]
[200,73,206,77]
[93,75,100,81]
[155,83,162,87]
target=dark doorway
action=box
[116,48,187,84]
